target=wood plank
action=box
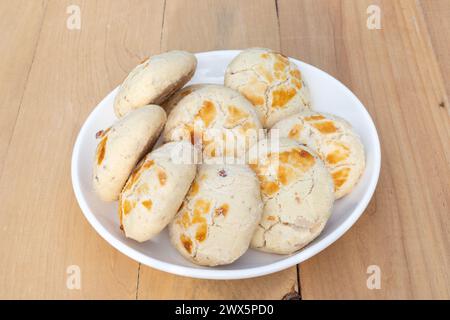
[420,0,450,106]
[0,0,165,299]
[138,268,298,299]
[278,0,450,299]
[160,0,280,51]
[0,0,47,180]
[138,0,299,299]
[2,0,448,300]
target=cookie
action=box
[225,48,311,128]
[248,138,334,254]
[163,84,263,159]
[169,162,263,266]
[162,84,210,115]
[119,141,197,242]
[271,110,365,198]
[114,51,197,117]
[93,105,166,201]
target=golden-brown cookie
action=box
[271,110,365,198]
[248,138,334,254]
[119,141,197,242]
[93,105,166,201]
[169,162,263,266]
[114,51,197,117]
[225,48,311,128]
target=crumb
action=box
[95,130,103,139]
[218,169,227,177]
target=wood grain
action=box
[278,0,450,299]
[160,0,281,52]
[0,0,47,180]
[0,0,448,299]
[420,0,450,105]
[137,0,299,300]
[0,0,165,299]
[138,268,298,300]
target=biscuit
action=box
[169,162,263,266]
[163,84,263,159]
[114,51,197,117]
[225,48,311,128]
[162,84,210,115]
[93,105,166,201]
[119,141,197,242]
[248,138,334,254]
[271,110,365,198]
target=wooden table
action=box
[0,0,448,299]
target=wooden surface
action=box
[0,0,448,299]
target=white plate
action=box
[71,50,381,280]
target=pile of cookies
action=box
[92,48,365,266]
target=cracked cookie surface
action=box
[169,162,263,266]
[162,83,211,115]
[119,141,197,242]
[162,84,263,160]
[271,110,365,198]
[248,138,334,254]
[224,48,311,128]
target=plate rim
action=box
[71,49,381,280]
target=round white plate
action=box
[71,50,381,280]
